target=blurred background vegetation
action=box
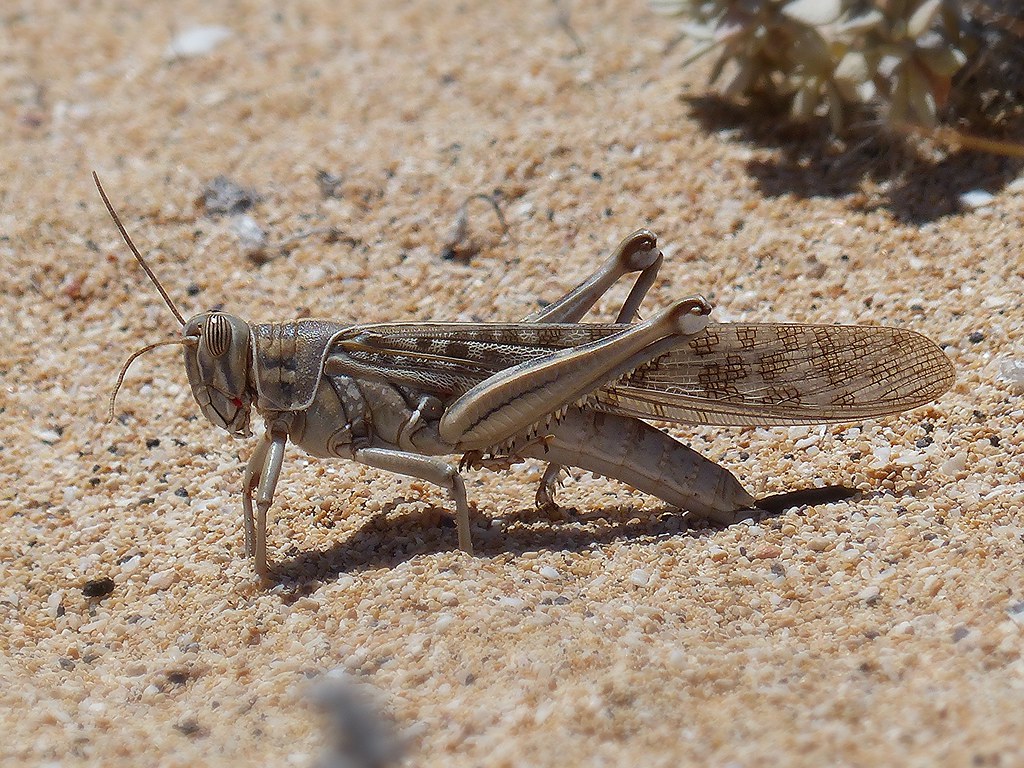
[655,0,1024,155]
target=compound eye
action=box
[205,314,231,357]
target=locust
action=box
[95,173,955,578]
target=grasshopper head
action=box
[183,312,253,437]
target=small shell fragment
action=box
[166,26,232,59]
[997,359,1024,394]
[629,569,650,586]
[147,569,177,590]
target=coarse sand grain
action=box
[2,2,1024,766]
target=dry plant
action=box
[656,0,1024,153]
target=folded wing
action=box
[330,321,954,426]
[327,322,621,399]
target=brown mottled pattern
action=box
[602,323,955,426]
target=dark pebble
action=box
[82,577,115,598]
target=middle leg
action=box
[353,447,473,555]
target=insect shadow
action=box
[267,485,855,585]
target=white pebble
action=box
[141,684,161,702]
[434,613,455,631]
[231,215,268,250]
[894,450,927,468]
[647,0,688,15]
[513,201,535,218]
[334,575,356,591]
[839,547,861,562]
[891,620,915,636]
[166,26,232,58]
[629,569,650,587]
[533,700,557,724]
[857,585,880,603]
[941,452,969,476]
[147,569,176,590]
[959,189,995,209]
[538,566,560,580]
[80,618,108,633]
[34,429,61,443]
[997,359,1024,394]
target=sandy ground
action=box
[3,1,1024,766]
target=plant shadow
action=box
[685,95,1024,224]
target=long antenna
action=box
[107,338,194,422]
[92,171,186,327]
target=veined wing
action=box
[594,323,955,426]
[325,321,625,399]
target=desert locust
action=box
[96,174,954,578]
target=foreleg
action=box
[242,429,287,578]
[242,432,270,558]
[353,448,473,555]
[535,462,566,515]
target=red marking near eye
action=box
[232,397,243,408]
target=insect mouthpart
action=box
[187,376,253,437]
[199,385,253,437]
